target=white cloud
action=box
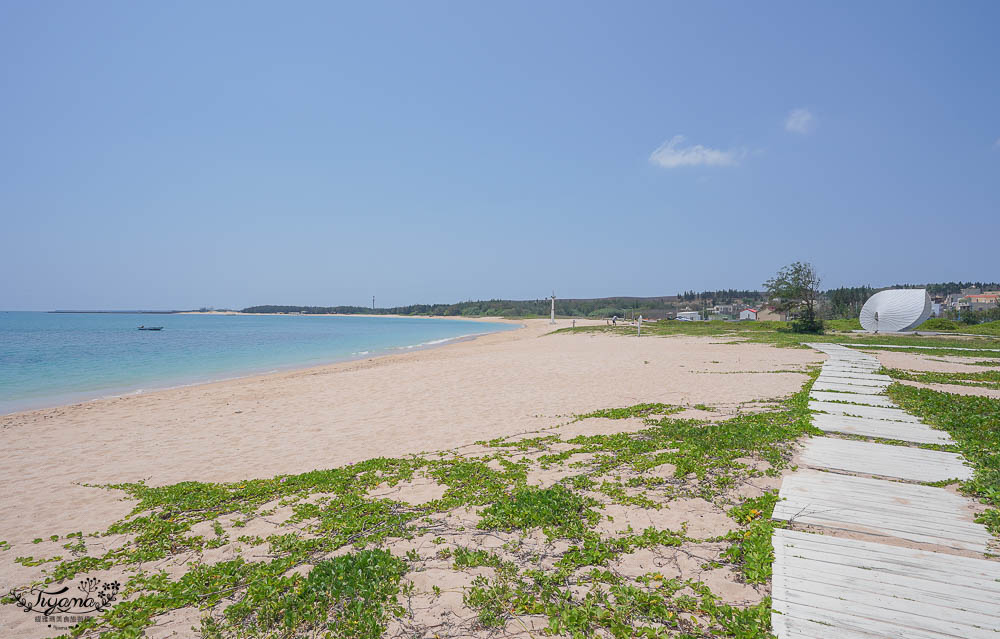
[648,135,745,169]
[784,108,815,134]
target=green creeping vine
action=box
[2,372,822,638]
[884,367,1000,391]
[888,384,1000,538]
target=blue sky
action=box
[1,1,997,310]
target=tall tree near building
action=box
[764,261,824,333]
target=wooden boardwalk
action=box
[808,390,898,407]
[808,400,920,422]
[772,529,1000,639]
[812,379,885,394]
[797,437,971,482]
[771,343,998,637]
[773,470,990,552]
[816,376,889,388]
[811,412,953,445]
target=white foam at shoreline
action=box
[1,328,509,415]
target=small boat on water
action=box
[138,326,164,331]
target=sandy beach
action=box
[4,320,1000,637]
[0,319,819,544]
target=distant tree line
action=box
[678,289,765,304]
[826,286,876,319]
[890,282,1000,296]
[944,306,1000,325]
[243,297,686,319]
[242,281,1000,320]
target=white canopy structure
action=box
[859,289,932,333]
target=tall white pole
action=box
[550,293,556,324]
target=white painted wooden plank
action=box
[819,370,892,382]
[782,470,969,505]
[818,372,890,383]
[809,400,920,422]
[775,553,1000,611]
[777,578,1000,630]
[812,380,885,394]
[806,342,876,356]
[778,484,978,520]
[775,488,978,524]
[822,366,884,374]
[772,506,987,550]
[811,413,953,444]
[773,499,987,546]
[777,616,891,639]
[772,484,986,540]
[774,484,982,525]
[774,528,1000,576]
[797,437,972,481]
[774,600,994,639]
[774,530,1000,587]
[822,357,882,365]
[772,570,996,638]
[823,367,884,374]
[809,391,898,407]
[774,529,1000,581]
[772,529,1000,639]
[822,370,885,378]
[820,366,890,376]
[774,544,1000,594]
[817,375,890,388]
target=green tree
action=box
[764,262,823,333]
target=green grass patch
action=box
[577,403,683,420]
[885,368,1000,390]
[723,493,781,584]
[8,372,827,638]
[478,485,600,538]
[918,318,960,331]
[888,384,1000,537]
[202,550,407,639]
[953,320,1000,337]
[824,318,862,331]
[556,319,1000,354]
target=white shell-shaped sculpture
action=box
[859,289,932,333]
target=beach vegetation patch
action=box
[576,403,682,420]
[7,375,825,638]
[204,550,406,639]
[555,315,1000,355]
[884,367,1000,390]
[721,492,781,584]
[478,485,600,538]
[888,383,1000,538]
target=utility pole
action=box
[372,295,375,311]
[550,292,556,325]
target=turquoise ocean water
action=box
[0,312,516,414]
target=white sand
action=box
[0,320,818,620]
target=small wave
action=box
[393,332,488,350]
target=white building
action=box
[739,308,758,320]
[676,311,701,321]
